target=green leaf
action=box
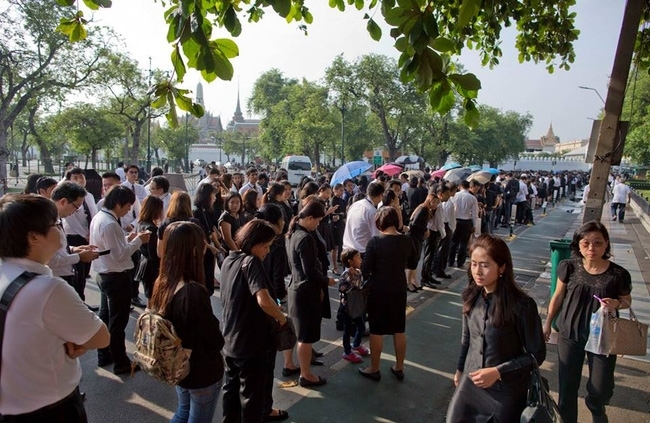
[422,12,438,38]
[329,0,337,8]
[56,0,76,6]
[458,0,480,28]
[431,37,455,53]
[151,92,168,109]
[354,0,364,10]
[448,73,481,91]
[70,21,87,41]
[166,93,179,128]
[464,99,480,128]
[394,36,409,52]
[366,18,382,41]
[191,103,205,117]
[272,0,292,17]
[171,46,186,82]
[214,38,239,59]
[212,52,234,80]
[175,94,193,112]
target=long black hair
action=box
[461,234,527,327]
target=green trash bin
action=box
[549,238,572,331]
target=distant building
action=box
[525,123,560,153]
[555,138,589,154]
[194,82,260,143]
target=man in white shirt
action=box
[122,165,148,201]
[90,185,150,374]
[434,184,455,279]
[421,188,444,286]
[63,168,98,304]
[0,194,108,420]
[239,167,263,197]
[342,181,385,256]
[448,180,478,268]
[515,174,528,224]
[115,161,126,182]
[611,181,632,222]
[49,182,99,308]
[148,175,172,218]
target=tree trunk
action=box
[21,133,29,167]
[26,110,54,174]
[130,121,143,165]
[0,126,8,195]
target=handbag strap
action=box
[0,271,39,381]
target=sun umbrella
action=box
[466,170,494,185]
[441,162,462,170]
[404,170,424,178]
[468,164,482,172]
[330,161,373,185]
[431,168,447,179]
[373,163,403,177]
[486,168,499,175]
[443,167,473,184]
[395,155,424,165]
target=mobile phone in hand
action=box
[98,250,111,256]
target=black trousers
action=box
[503,200,515,225]
[557,336,617,423]
[449,219,473,268]
[96,271,132,368]
[129,252,142,300]
[435,224,452,277]
[262,348,277,418]
[222,355,266,423]
[421,230,441,280]
[66,234,90,301]
[2,387,86,423]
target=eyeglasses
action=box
[70,201,82,211]
[579,240,606,248]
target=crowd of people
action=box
[0,161,635,423]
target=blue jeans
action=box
[171,380,222,423]
[610,202,626,221]
[342,313,365,354]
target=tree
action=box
[450,105,531,167]
[248,69,298,162]
[326,54,428,161]
[100,53,168,165]
[0,0,114,190]
[157,121,199,170]
[622,67,650,164]
[50,103,123,168]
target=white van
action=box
[280,155,312,187]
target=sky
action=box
[91,1,625,144]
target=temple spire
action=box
[233,82,244,122]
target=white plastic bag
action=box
[585,305,611,355]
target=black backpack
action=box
[505,179,519,200]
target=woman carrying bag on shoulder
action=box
[544,220,632,423]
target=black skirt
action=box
[446,375,526,423]
[288,287,322,344]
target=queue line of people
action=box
[0,163,634,423]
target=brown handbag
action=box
[607,306,648,356]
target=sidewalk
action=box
[279,198,650,423]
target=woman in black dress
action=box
[218,192,244,253]
[446,234,545,422]
[287,200,335,387]
[193,183,222,295]
[359,206,417,382]
[544,221,632,423]
[316,183,340,274]
[331,183,347,270]
[220,220,288,422]
[406,193,439,291]
[241,188,260,223]
[135,195,163,300]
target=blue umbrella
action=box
[486,167,499,175]
[468,164,482,172]
[441,162,462,170]
[330,161,372,185]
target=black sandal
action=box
[265,409,289,421]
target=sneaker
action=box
[612,216,617,221]
[352,346,370,357]
[342,352,363,363]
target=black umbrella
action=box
[395,155,424,165]
[443,167,474,184]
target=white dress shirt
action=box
[48,224,80,277]
[239,182,263,197]
[453,189,478,221]
[115,167,126,182]
[427,207,445,233]
[97,196,142,231]
[90,209,143,274]
[122,180,148,201]
[342,198,380,253]
[62,192,98,240]
[0,258,102,415]
[441,199,456,231]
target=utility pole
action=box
[339,103,346,165]
[583,0,643,224]
[146,57,152,173]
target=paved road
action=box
[77,196,650,422]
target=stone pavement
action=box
[77,195,649,423]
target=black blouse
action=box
[457,293,546,392]
[556,258,632,344]
[166,282,224,389]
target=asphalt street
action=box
[78,195,650,423]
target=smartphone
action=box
[98,250,111,256]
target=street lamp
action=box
[338,103,346,165]
[578,86,606,104]
[184,113,189,172]
[146,57,152,172]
